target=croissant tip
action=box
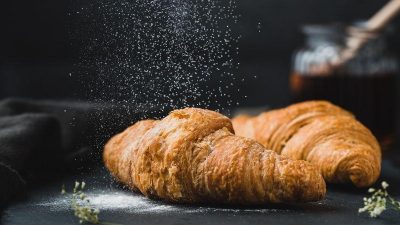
[299,175,327,202]
[336,151,381,188]
[349,166,380,188]
[278,160,327,203]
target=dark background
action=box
[1,2,400,224]
[0,0,399,107]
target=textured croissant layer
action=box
[232,101,381,188]
[104,108,326,204]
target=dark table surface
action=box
[1,159,400,225]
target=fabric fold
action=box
[0,98,166,205]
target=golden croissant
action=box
[232,101,381,188]
[104,108,326,204]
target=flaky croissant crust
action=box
[104,108,326,204]
[233,101,381,188]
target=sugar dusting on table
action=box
[39,191,176,213]
[37,190,286,214]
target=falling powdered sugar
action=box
[67,0,244,152]
[69,0,243,113]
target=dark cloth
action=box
[0,98,166,205]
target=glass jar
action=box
[290,23,398,149]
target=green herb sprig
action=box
[62,181,100,224]
[62,181,120,225]
[359,181,400,218]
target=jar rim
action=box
[301,23,346,37]
[302,21,391,39]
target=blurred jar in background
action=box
[290,24,399,149]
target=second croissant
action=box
[232,101,381,188]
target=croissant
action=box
[104,108,326,204]
[232,101,381,188]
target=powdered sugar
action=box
[38,191,179,213]
[70,0,242,113]
[37,190,286,214]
